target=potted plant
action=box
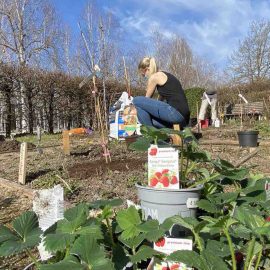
[236,99,259,147]
[129,126,251,231]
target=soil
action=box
[0,125,270,269]
[0,140,36,153]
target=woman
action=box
[133,57,190,129]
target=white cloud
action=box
[106,0,270,69]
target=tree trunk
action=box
[3,87,12,138]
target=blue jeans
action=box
[133,96,187,128]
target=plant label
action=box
[18,142,27,185]
[265,181,270,200]
[33,185,64,260]
[154,237,193,270]
[186,198,199,209]
[148,146,179,189]
[63,130,70,155]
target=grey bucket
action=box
[237,130,259,147]
[136,184,202,237]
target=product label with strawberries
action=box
[153,237,193,270]
[148,146,179,189]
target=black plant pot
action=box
[237,130,259,147]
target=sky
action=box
[51,0,270,70]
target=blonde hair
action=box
[138,57,158,75]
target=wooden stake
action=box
[123,56,131,97]
[172,124,182,146]
[63,130,70,155]
[18,142,27,185]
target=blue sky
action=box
[51,0,270,70]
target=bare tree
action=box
[227,20,270,83]
[0,0,58,132]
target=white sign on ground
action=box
[33,185,64,260]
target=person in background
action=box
[133,57,190,129]
[198,90,217,126]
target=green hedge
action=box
[185,87,205,118]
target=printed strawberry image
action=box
[150,177,159,187]
[162,169,169,174]
[170,264,180,270]
[170,175,178,184]
[155,237,165,247]
[149,147,158,156]
[155,171,162,179]
[160,176,169,187]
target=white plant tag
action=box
[148,146,179,189]
[33,185,64,260]
[153,237,193,270]
[186,197,199,208]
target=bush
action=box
[185,87,205,118]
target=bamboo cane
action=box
[123,56,131,97]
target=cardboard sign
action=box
[154,237,193,270]
[148,146,179,189]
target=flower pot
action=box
[136,184,203,237]
[237,130,259,147]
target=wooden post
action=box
[172,124,182,146]
[18,142,27,185]
[63,130,70,155]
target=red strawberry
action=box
[170,176,178,184]
[155,237,165,247]
[170,264,180,270]
[265,216,270,222]
[149,148,158,156]
[160,176,169,187]
[162,169,169,174]
[235,252,244,263]
[162,267,170,270]
[150,178,158,187]
[155,172,162,179]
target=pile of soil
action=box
[67,158,146,179]
[0,140,36,153]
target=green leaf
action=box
[137,219,159,232]
[201,249,229,270]
[90,198,123,209]
[116,206,141,239]
[206,240,231,258]
[40,256,84,270]
[0,225,17,243]
[131,245,159,264]
[0,211,42,256]
[71,235,114,270]
[118,234,145,250]
[44,233,76,252]
[164,216,198,231]
[63,203,88,230]
[167,250,203,269]
[197,199,219,214]
[235,205,265,230]
[112,243,129,270]
[129,136,152,151]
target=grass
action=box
[15,133,62,147]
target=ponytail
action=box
[138,57,158,75]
